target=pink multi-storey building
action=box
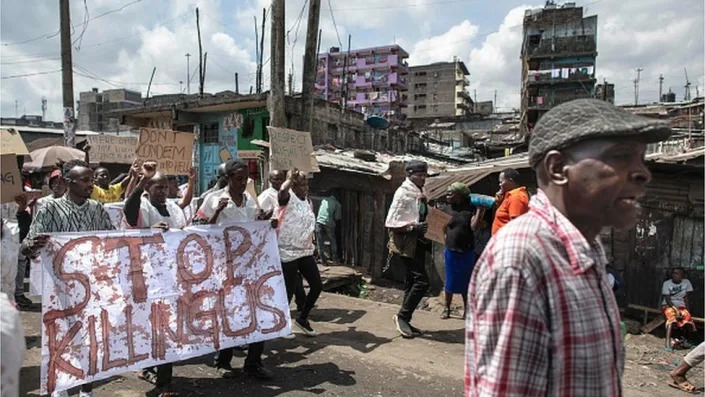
[315,45,409,122]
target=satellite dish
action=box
[366,115,389,130]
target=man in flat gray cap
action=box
[465,99,671,397]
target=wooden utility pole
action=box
[146,67,157,98]
[268,0,286,128]
[299,0,321,132]
[60,0,76,147]
[341,34,351,112]
[254,16,260,93]
[196,8,204,96]
[235,72,239,94]
[259,8,267,93]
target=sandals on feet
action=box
[137,370,158,385]
[440,308,451,319]
[668,375,700,394]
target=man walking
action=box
[465,99,672,396]
[22,159,115,397]
[491,168,529,235]
[315,191,342,263]
[386,160,430,338]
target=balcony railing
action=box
[526,36,597,58]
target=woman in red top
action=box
[491,168,529,235]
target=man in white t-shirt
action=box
[257,169,286,213]
[661,267,696,350]
[123,163,195,396]
[195,159,275,381]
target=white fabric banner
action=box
[39,222,290,394]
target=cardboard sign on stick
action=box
[1,154,22,203]
[136,128,193,175]
[87,135,139,164]
[424,207,452,244]
[267,126,319,173]
[0,128,29,155]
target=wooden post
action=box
[196,8,204,97]
[60,0,76,147]
[299,0,321,132]
[268,0,286,128]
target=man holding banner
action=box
[22,159,114,397]
[196,158,275,380]
[123,163,186,397]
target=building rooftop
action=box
[409,60,469,75]
[425,143,705,200]
[320,44,409,58]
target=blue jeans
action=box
[315,223,337,262]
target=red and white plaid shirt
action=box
[466,190,624,397]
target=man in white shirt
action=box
[195,159,274,380]
[257,169,307,311]
[661,267,696,350]
[258,170,286,213]
[123,163,195,397]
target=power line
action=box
[0,56,62,65]
[0,9,191,64]
[324,0,474,12]
[326,0,343,48]
[1,69,62,79]
[2,0,144,47]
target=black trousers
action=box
[294,273,307,310]
[395,244,429,322]
[214,341,265,369]
[282,256,322,320]
[143,364,173,388]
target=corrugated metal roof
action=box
[315,149,452,178]
[425,146,705,201]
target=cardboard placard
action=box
[1,154,22,203]
[1,128,29,155]
[424,207,453,244]
[87,135,139,164]
[267,126,319,173]
[38,223,290,394]
[135,128,193,175]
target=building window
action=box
[203,122,219,143]
[433,72,439,78]
[416,71,427,77]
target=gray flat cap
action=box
[529,99,672,167]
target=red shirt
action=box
[491,186,529,235]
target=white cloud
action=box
[407,20,479,66]
[465,5,533,110]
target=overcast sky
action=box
[1,0,703,122]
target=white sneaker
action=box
[79,391,94,397]
[51,391,69,397]
[282,332,296,340]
